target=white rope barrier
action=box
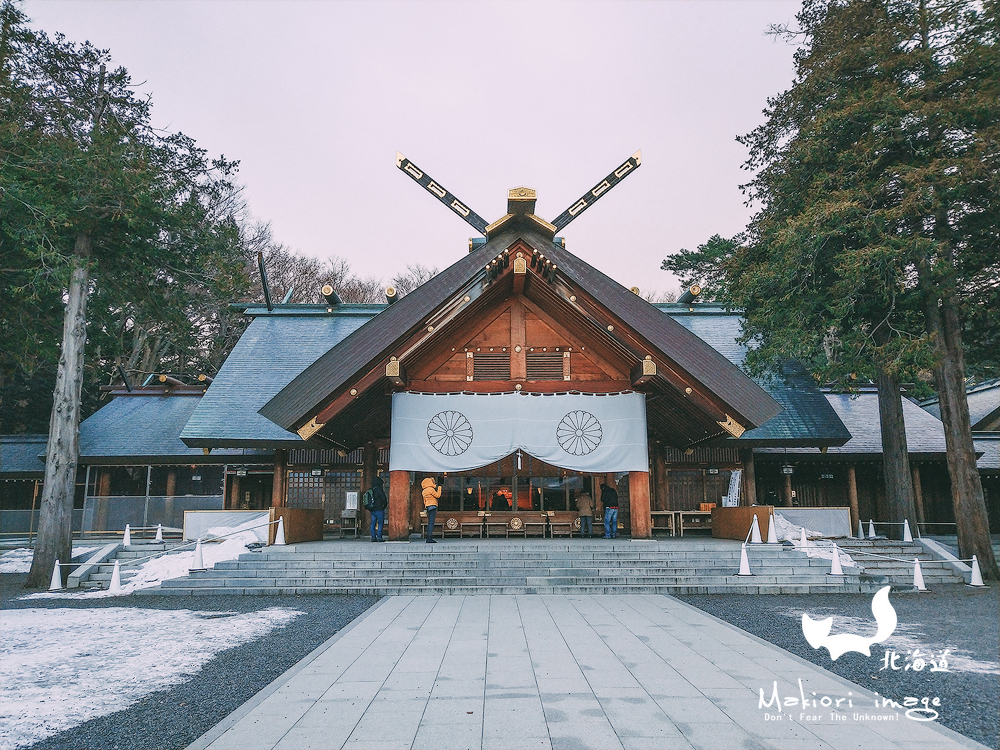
[53,519,282,569]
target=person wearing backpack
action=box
[365,476,388,542]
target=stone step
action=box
[140,581,883,597]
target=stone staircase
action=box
[836,538,967,585]
[77,542,184,589]
[137,539,888,596]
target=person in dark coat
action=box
[369,475,388,541]
[600,482,619,538]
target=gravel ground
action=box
[3,573,996,750]
[677,585,1000,750]
[2,573,380,750]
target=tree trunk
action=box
[26,234,91,588]
[876,369,918,541]
[925,294,999,579]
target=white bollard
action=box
[189,539,206,572]
[868,519,877,539]
[154,524,163,543]
[799,527,809,549]
[828,546,844,576]
[123,524,131,547]
[903,519,913,543]
[109,560,122,593]
[273,516,286,546]
[750,514,763,544]
[49,559,63,591]
[767,514,779,544]
[913,558,927,591]
[858,519,864,540]
[737,543,753,576]
[969,555,986,587]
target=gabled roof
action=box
[757,391,949,459]
[181,308,378,448]
[83,392,270,462]
[665,309,851,447]
[0,435,47,478]
[974,434,999,472]
[259,225,782,448]
[920,379,1000,431]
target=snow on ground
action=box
[770,513,858,568]
[0,547,101,575]
[779,607,1000,674]
[0,606,301,750]
[18,517,271,599]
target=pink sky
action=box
[26,1,801,297]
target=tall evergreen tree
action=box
[728,0,997,576]
[0,3,245,587]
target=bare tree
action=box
[391,264,439,297]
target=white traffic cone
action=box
[913,558,927,591]
[857,519,864,539]
[123,524,131,547]
[189,539,206,572]
[109,560,122,593]
[767,514,779,544]
[154,524,163,543]
[799,527,809,549]
[750,514,763,544]
[49,559,63,591]
[273,516,286,546]
[737,543,753,576]
[903,519,913,543]
[969,555,986,587]
[868,519,877,539]
[829,547,844,576]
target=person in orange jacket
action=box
[421,476,442,544]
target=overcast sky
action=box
[26,0,802,298]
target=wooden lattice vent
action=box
[526,351,566,380]
[473,352,511,381]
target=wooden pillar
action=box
[271,449,287,508]
[847,464,860,531]
[652,443,669,511]
[783,471,794,507]
[629,471,651,539]
[740,449,757,506]
[361,441,377,529]
[387,470,411,540]
[165,468,177,497]
[228,475,240,510]
[911,463,926,526]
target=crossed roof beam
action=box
[395,150,642,239]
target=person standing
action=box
[368,475,388,542]
[575,489,594,538]
[421,476,442,544]
[600,481,619,539]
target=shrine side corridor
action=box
[188,594,986,750]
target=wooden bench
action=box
[548,511,580,538]
[651,510,677,537]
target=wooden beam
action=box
[518,294,622,379]
[847,464,860,531]
[271,449,287,508]
[315,364,387,425]
[630,358,656,388]
[740,448,757,506]
[510,297,526,380]
[385,358,406,388]
[911,463,926,526]
[405,379,630,393]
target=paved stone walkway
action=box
[189,595,986,750]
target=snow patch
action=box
[20,517,272,598]
[0,547,102,575]
[0,606,301,749]
[771,513,857,568]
